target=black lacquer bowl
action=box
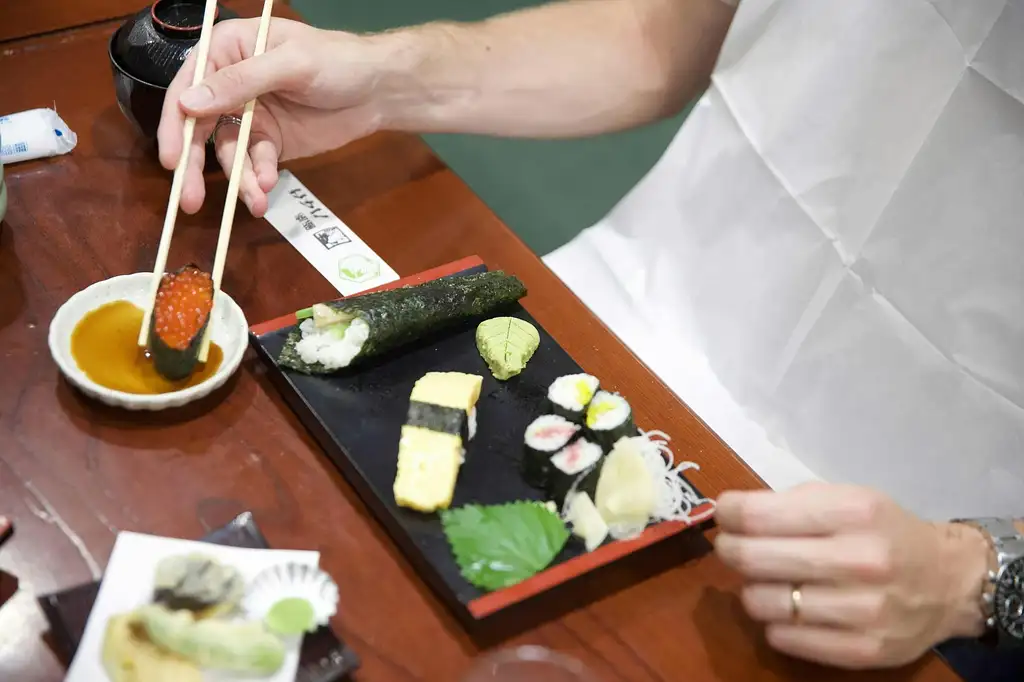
[108,0,238,140]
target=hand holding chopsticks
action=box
[139,0,276,358]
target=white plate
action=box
[64,532,318,682]
[48,272,248,410]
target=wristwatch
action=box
[955,517,1024,646]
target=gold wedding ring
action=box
[790,584,803,622]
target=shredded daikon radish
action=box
[636,429,716,524]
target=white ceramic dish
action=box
[48,272,248,410]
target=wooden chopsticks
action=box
[139,0,276,363]
[198,0,276,361]
[137,0,220,347]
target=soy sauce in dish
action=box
[70,300,222,394]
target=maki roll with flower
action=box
[148,264,214,381]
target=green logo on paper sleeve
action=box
[338,254,380,283]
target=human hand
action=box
[714,483,990,669]
[157,18,389,217]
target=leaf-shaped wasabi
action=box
[441,501,569,591]
[475,317,540,380]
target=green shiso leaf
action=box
[441,501,569,591]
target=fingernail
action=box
[180,85,214,110]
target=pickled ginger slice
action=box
[564,491,609,552]
[594,437,656,540]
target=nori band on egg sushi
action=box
[279,271,527,374]
[585,390,636,450]
[406,400,469,441]
[522,414,581,490]
[546,438,604,507]
[546,374,600,424]
[148,264,214,381]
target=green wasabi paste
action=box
[475,317,540,381]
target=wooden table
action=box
[0,3,960,681]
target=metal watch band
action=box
[953,517,1024,630]
[966,518,1024,564]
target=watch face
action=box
[995,557,1024,640]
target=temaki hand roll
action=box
[148,264,214,381]
[280,270,528,374]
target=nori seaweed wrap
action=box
[546,438,604,507]
[522,414,581,490]
[279,271,527,374]
[585,391,636,450]
[148,264,214,381]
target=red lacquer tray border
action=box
[250,256,715,619]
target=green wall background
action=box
[292,0,686,255]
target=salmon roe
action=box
[153,266,214,350]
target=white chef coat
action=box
[545,0,1024,520]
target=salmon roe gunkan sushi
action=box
[148,264,215,381]
[153,265,214,350]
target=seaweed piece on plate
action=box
[279,271,527,374]
[137,604,286,676]
[153,553,245,616]
[441,501,569,591]
[147,265,214,381]
[475,316,540,380]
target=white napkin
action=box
[547,0,1024,520]
[0,108,77,164]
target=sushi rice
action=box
[551,439,603,477]
[525,414,580,452]
[294,318,370,370]
[522,414,581,489]
[586,390,635,449]
[547,374,600,421]
[547,438,603,505]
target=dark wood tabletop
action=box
[0,3,961,681]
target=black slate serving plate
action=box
[250,256,713,622]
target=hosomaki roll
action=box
[585,390,636,450]
[546,374,599,424]
[522,414,581,490]
[546,437,604,507]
